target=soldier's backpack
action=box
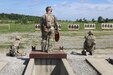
[86,36,94,47]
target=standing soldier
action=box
[82,31,96,55]
[40,6,58,52]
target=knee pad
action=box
[41,40,47,45]
[50,39,53,42]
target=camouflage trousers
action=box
[83,41,96,52]
[7,45,19,56]
[41,27,55,52]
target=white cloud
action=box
[52,2,113,20]
[13,0,112,20]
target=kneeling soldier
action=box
[7,36,21,56]
[82,31,96,55]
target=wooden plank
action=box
[86,58,113,75]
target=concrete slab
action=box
[24,59,34,75]
[24,58,74,75]
[29,51,67,59]
[0,61,8,72]
[86,58,113,75]
[61,59,75,75]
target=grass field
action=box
[0,23,35,33]
[0,22,113,33]
[10,23,35,32]
[59,22,103,31]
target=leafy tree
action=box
[78,19,82,22]
[92,18,96,22]
[83,18,88,23]
[0,13,41,24]
[105,18,109,23]
[98,16,104,23]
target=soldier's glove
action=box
[94,47,96,50]
[44,28,49,32]
[55,29,59,33]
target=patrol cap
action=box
[88,31,93,35]
[46,6,52,12]
[15,36,20,40]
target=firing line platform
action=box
[29,50,67,59]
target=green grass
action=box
[0,44,9,49]
[59,22,85,31]
[0,24,10,32]
[60,30,113,37]
[10,23,35,32]
[0,21,113,33]
[95,23,102,31]
[0,23,35,33]
[59,22,104,31]
[59,22,69,31]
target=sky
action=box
[0,0,113,20]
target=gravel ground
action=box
[0,54,29,75]
[0,49,112,75]
[0,31,113,75]
[68,58,98,75]
[66,49,113,75]
[0,31,113,50]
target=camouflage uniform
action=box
[40,7,58,52]
[7,36,20,56]
[82,31,96,55]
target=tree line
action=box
[0,13,41,24]
[0,13,113,24]
[59,16,113,23]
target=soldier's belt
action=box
[46,25,54,29]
